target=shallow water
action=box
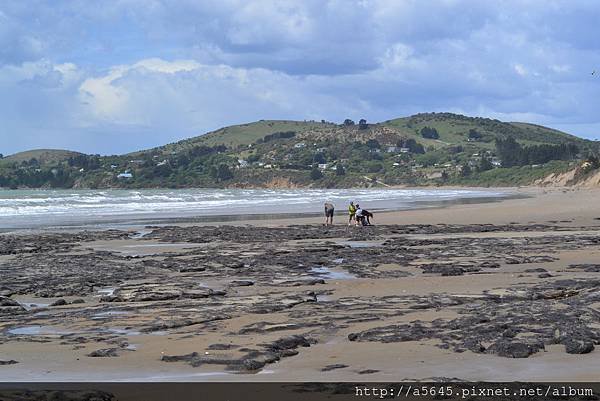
[310,266,356,280]
[7,325,71,336]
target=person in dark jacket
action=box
[324,201,335,226]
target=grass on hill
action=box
[132,120,336,157]
[0,149,83,166]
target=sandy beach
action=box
[1,186,600,382]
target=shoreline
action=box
[0,187,521,233]
[1,186,600,382]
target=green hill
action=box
[129,120,335,157]
[1,149,84,166]
[1,113,598,189]
[382,113,589,149]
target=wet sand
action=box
[1,186,600,381]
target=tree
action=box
[310,167,323,180]
[365,139,380,149]
[343,119,355,126]
[404,138,425,154]
[216,163,233,181]
[478,157,494,172]
[468,129,482,141]
[358,119,368,130]
[246,154,260,163]
[461,164,472,177]
[313,153,326,164]
[335,164,345,176]
[420,127,439,139]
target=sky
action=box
[1,0,599,155]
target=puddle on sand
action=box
[131,230,152,239]
[18,302,50,311]
[92,310,131,320]
[7,325,71,336]
[107,327,142,336]
[96,287,116,297]
[336,240,384,248]
[310,266,356,280]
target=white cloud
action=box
[2,0,600,154]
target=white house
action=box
[294,142,306,148]
[117,172,133,179]
[318,163,328,170]
[386,146,399,153]
[156,160,168,166]
[400,147,410,153]
[238,159,249,168]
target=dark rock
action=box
[161,352,199,362]
[0,360,18,365]
[564,339,595,354]
[230,280,254,287]
[524,268,548,273]
[87,348,119,357]
[486,340,544,358]
[321,364,348,372]
[50,299,68,306]
[207,343,238,350]
[277,279,325,287]
[179,266,206,273]
[228,262,245,269]
[70,298,85,304]
[0,297,20,307]
[267,335,312,351]
[358,369,380,374]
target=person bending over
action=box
[362,209,374,225]
[324,202,335,226]
[355,205,364,226]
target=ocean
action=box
[0,188,513,230]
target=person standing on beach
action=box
[348,201,356,226]
[324,201,335,226]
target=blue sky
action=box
[1,0,599,155]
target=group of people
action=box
[323,201,373,226]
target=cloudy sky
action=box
[1,0,599,155]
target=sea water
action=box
[0,188,513,230]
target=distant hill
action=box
[1,113,598,189]
[129,120,335,157]
[1,149,84,166]
[382,113,589,149]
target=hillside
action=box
[129,120,336,157]
[0,149,83,166]
[1,113,598,189]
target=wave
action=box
[0,188,511,226]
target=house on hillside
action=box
[400,147,410,153]
[117,172,133,179]
[318,163,328,170]
[238,159,249,168]
[294,142,306,148]
[386,146,399,153]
